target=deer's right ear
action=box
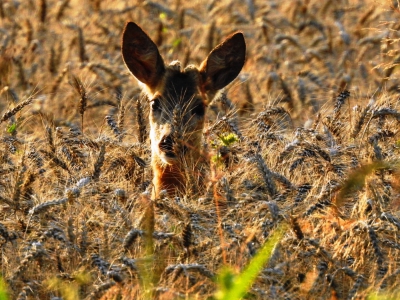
[122,22,165,90]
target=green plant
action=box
[219,133,239,147]
[0,277,9,300]
[6,123,16,135]
[215,224,287,300]
[46,272,90,300]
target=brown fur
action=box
[122,22,246,198]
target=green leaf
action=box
[215,267,236,298]
[220,133,239,147]
[172,38,182,48]
[6,123,17,134]
[0,277,9,300]
[215,224,287,300]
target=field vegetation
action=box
[0,0,400,299]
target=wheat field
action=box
[0,0,400,299]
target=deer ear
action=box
[199,32,246,92]
[122,22,165,89]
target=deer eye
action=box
[192,102,205,116]
[151,98,161,113]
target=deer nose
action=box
[159,135,174,153]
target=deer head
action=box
[122,22,246,197]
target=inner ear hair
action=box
[122,22,165,89]
[200,32,246,92]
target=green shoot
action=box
[215,224,287,300]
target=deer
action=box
[121,22,246,199]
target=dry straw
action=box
[0,1,399,299]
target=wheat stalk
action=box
[71,75,88,133]
[0,96,33,124]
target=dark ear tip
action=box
[232,31,244,38]
[230,32,245,45]
[124,21,139,33]
[230,32,246,63]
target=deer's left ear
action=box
[199,32,246,92]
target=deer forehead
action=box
[148,63,206,130]
[150,63,202,103]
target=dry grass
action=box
[0,0,400,299]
